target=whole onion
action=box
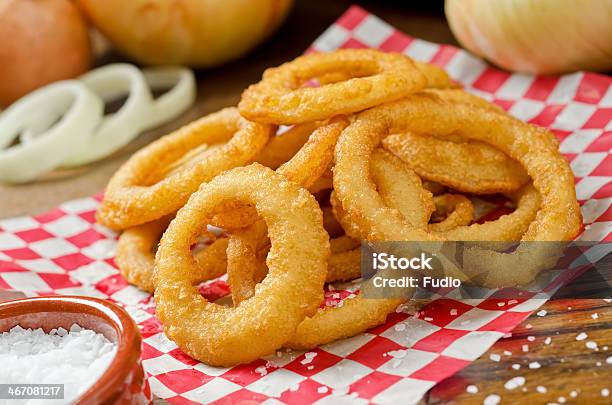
[77,0,293,67]
[0,0,92,107]
[445,0,612,74]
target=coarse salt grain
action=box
[388,349,407,359]
[0,324,116,404]
[255,366,268,376]
[570,390,578,398]
[529,361,541,369]
[536,386,547,393]
[484,394,501,405]
[394,323,406,332]
[466,385,478,394]
[586,341,598,350]
[592,313,599,319]
[545,337,552,345]
[503,350,512,356]
[576,332,587,341]
[504,376,525,390]
[527,336,535,342]
[602,388,610,397]
[522,344,529,352]
[490,354,501,362]
[607,356,612,364]
[301,352,317,365]
[537,310,547,317]
[512,364,521,370]
[317,386,329,394]
[558,396,566,403]
[450,309,458,316]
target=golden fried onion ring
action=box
[155,164,329,366]
[334,92,581,284]
[239,49,428,124]
[96,108,273,230]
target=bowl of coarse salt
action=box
[0,295,148,404]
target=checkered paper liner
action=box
[1,5,611,404]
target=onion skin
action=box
[445,0,612,74]
[0,0,91,107]
[78,0,293,67]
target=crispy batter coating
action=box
[382,132,529,194]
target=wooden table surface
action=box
[1,1,610,403]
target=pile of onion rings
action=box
[97,49,582,365]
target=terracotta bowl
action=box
[0,295,149,404]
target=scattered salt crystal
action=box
[545,337,552,345]
[525,323,533,329]
[512,364,521,370]
[0,324,116,404]
[424,317,434,322]
[537,386,547,393]
[558,397,566,403]
[586,341,598,350]
[255,366,268,376]
[307,365,314,370]
[388,349,407,359]
[300,352,317,365]
[490,354,501,362]
[529,361,541,369]
[394,323,406,332]
[522,344,529,352]
[570,390,578,398]
[537,310,547,317]
[317,386,329,394]
[466,385,478,394]
[602,388,610,397]
[503,350,512,356]
[592,313,599,319]
[450,309,458,316]
[508,300,518,305]
[484,394,501,405]
[606,356,612,364]
[596,361,602,366]
[604,346,609,351]
[504,376,525,390]
[576,332,587,341]
[497,302,505,307]
[603,297,611,303]
[568,306,572,310]
[527,336,535,342]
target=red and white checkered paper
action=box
[1,5,611,404]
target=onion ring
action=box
[96,107,273,230]
[0,81,103,184]
[239,49,427,124]
[116,217,228,293]
[155,164,329,366]
[334,92,581,284]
